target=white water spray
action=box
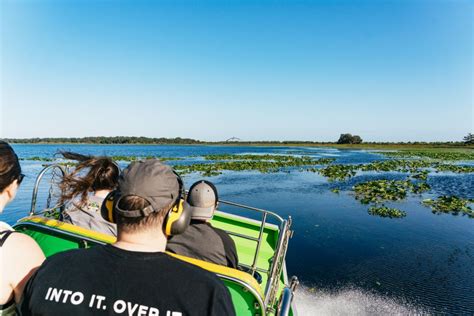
[294,286,429,316]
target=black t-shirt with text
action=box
[19,245,236,316]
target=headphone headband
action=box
[100,168,191,236]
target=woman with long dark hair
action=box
[0,141,45,315]
[59,152,119,236]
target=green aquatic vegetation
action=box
[331,188,340,194]
[377,150,474,161]
[355,179,429,218]
[434,164,474,174]
[42,162,78,167]
[175,155,333,176]
[411,170,429,181]
[359,159,433,173]
[411,181,431,194]
[354,180,412,204]
[316,160,437,182]
[354,179,429,204]
[21,156,54,162]
[110,155,182,162]
[368,205,407,218]
[422,196,474,217]
[315,164,357,181]
[316,159,473,185]
[23,155,182,163]
[203,154,334,164]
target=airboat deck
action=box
[13,164,298,315]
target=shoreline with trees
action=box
[2,136,473,150]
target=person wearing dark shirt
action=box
[19,160,235,316]
[167,180,239,269]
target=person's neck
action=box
[114,228,167,253]
[0,193,8,214]
[94,190,111,199]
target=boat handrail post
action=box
[29,164,67,216]
[216,198,294,311]
[250,211,268,276]
[264,216,293,312]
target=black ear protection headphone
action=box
[100,171,192,236]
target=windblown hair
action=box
[0,141,21,193]
[59,152,119,207]
[116,195,166,233]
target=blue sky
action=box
[1,0,472,142]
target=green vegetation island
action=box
[4,134,474,150]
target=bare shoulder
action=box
[3,232,45,261]
[1,232,45,303]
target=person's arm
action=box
[225,237,239,269]
[4,233,45,303]
[214,228,239,269]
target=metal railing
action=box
[217,199,294,312]
[30,164,67,216]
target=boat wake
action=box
[294,286,429,316]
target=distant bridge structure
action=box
[225,137,241,142]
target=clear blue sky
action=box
[1,0,472,142]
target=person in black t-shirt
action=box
[19,160,235,316]
[167,180,238,268]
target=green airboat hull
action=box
[14,210,295,316]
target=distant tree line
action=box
[2,135,473,146]
[3,136,204,145]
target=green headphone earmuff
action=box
[100,171,192,236]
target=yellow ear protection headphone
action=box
[100,171,192,236]
[163,173,192,236]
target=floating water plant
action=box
[411,170,429,181]
[110,155,182,162]
[203,154,334,164]
[354,180,411,204]
[411,182,431,194]
[422,196,474,217]
[354,179,430,204]
[20,156,54,162]
[359,159,432,173]
[368,205,407,218]
[315,164,357,181]
[23,155,182,163]
[434,164,474,174]
[377,150,474,161]
[175,155,334,176]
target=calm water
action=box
[2,144,474,314]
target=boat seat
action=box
[14,216,265,315]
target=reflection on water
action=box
[2,144,474,314]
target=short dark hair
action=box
[116,195,169,233]
[0,141,22,193]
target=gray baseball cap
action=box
[114,160,181,218]
[187,180,218,220]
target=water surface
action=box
[3,144,474,314]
